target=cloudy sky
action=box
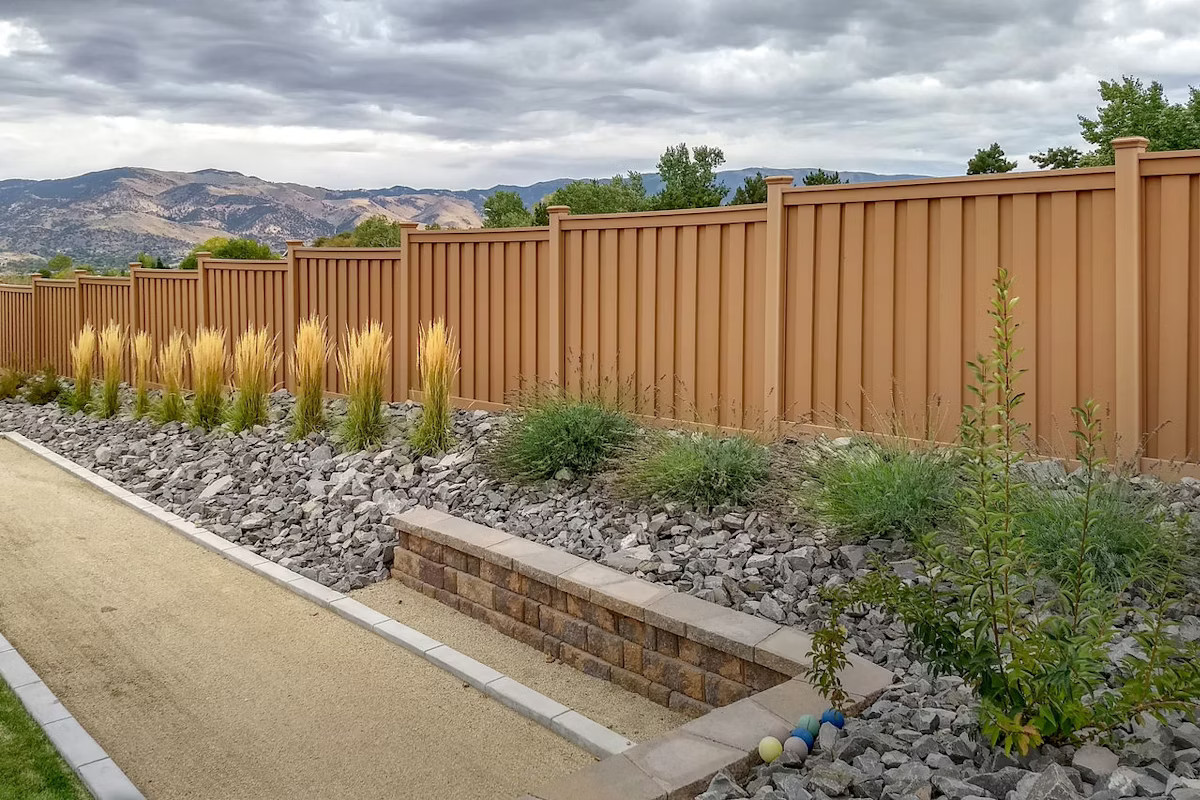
[0,0,1197,190]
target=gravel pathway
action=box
[0,437,591,800]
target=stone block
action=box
[688,608,780,663]
[481,560,523,593]
[622,641,643,674]
[557,561,629,598]
[586,625,624,667]
[424,644,504,690]
[655,629,679,658]
[416,559,444,590]
[525,578,555,606]
[644,591,722,637]
[611,665,651,697]
[484,676,570,728]
[484,535,553,568]
[538,606,589,649]
[677,638,703,667]
[407,535,443,563]
[581,600,618,633]
[78,758,145,800]
[680,697,792,752]
[560,643,611,681]
[618,616,646,646]
[512,546,587,586]
[669,691,712,718]
[704,673,750,707]
[442,566,459,594]
[43,717,106,770]
[523,598,541,627]
[441,547,467,572]
[589,578,672,621]
[754,627,815,675]
[623,733,749,800]
[391,547,422,577]
[648,682,672,707]
[455,572,494,609]
[744,661,789,692]
[493,586,526,620]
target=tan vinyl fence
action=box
[2,138,1199,473]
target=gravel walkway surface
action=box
[0,438,592,800]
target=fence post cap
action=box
[195,251,211,258]
[284,239,305,246]
[1112,137,1149,150]
[547,205,570,215]
[398,221,420,229]
[765,175,795,185]
[128,262,142,269]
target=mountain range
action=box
[0,166,926,269]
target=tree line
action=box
[966,75,1200,174]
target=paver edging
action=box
[0,631,144,800]
[0,431,633,762]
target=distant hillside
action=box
[0,166,926,268]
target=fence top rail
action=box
[560,203,767,229]
[30,277,77,286]
[77,274,132,284]
[409,228,551,243]
[291,247,406,257]
[0,283,32,293]
[781,167,1116,205]
[131,268,198,279]
[1140,153,1200,177]
[201,258,289,271]
[1140,148,1200,161]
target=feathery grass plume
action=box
[189,327,227,430]
[132,331,153,418]
[66,322,97,412]
[97,321,124,418]
[337,321,392,451]
[228,326,278,432]
[410,319,459,455]
[290,315,328,440]
[0,366,26,400]
[155,331,187,424]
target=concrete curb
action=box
[0,431,634,761]
[0,631,144,800]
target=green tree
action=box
[350,215,406,247]
[313,231,354,246]
[803,169,848,186]
[37,268,51,278]
[483,190,533,228]
[133,251,155,269]
[966,143,1017,174]
[179,236,277,270]
[531,172,650,223]
[46,253,72,272]
[155,257,166,269]
[730,172,767,204]
[652,143,728,209]
[1030,146,1083,170]
[423,222,442,230]
[1076,76,1200,166]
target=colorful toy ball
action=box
[789,728,815,749]
[796,714,821,736]
[758,736,784,763]
[783,736,810,759]
[821,709,846,729]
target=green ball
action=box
[758,736,783,763]
[796,714,820,736]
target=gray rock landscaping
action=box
[3,393,1199,800]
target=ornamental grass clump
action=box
[0,367,25,400]
[154,332,187,424]
[97,321,124,418]
[23,365,61,405]
[808,268,1200,755]
[132,331,153,418]
[622,432,768,507]
[228,327,278,432]
[483,392,636,483]
[807,440,957,542]
[337,321,391,451]
[410,319,459,456]
[290,315,328,440]
[189,327,227,430]
[66,322,96,412]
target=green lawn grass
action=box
[0,680,87,800]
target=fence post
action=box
[284,240,303,393]
[128,264,141,336]
[1112,137,1148,465]
[30,277,43,369]
[763,176,794,439]
[73,270,87,336]
[396,222,420,403]
[546,205,570,389]
[195,252,211,329]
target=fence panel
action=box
[1141,151,1200,462]
[200,259,290,388]
[407,228,552,407]
[779,169,1120,458]
[0,285,35,371]
[561,206,768,429]
[131,269,200,386]
[31,278,79,377]
[293,248,405,399]
[78,275,133,380]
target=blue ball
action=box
[821,709,846,729]
[789,728,815,749]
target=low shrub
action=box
[132,331,153,418]
[484,394,636,483]
[622,432,768,506]
[189,327,227,430]
[1020,480,1162,590]
[806,440,957,541]
[65,322,96,412]
[23,365,61,405]
[337,321,391,451]
[228,327,277,432]
[290,315,327,440]
[0,367,25,400]
[154,332,187,424]
[97,321,124,418]
[410,319,459,456]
